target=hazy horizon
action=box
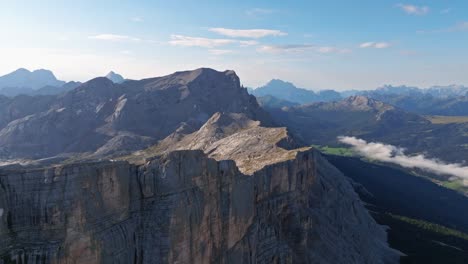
[1,0,468,90]
[1,66,467,92]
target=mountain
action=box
[342,85,468,116]
[373,85,423,96]
[105,71,125,83]
[0,68,65,90]
[0,68,81,97]
[0,68,270,159]
[0,148,399,263]
[249,81,468,116]
[255,95,299,109]
[361,92,468,116]
[351,85,468,98]
[0,94,56,129]
[251,79,318,104]
[33,81,82,96]
[251,79,342,104]
[267,96,468,163]
[427,85,468,98]
[0,68,400,263]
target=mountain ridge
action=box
[0,67,401,263]
[0,68,271,160]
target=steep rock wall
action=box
[0,150,399,264]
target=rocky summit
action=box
[0,68,400,263]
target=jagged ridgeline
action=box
[0,69,401,263]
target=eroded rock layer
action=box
[0,149,399,264]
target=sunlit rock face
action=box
[0,68,269,160]
[0,149,399,264]
[0,68,400,263]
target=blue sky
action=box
[1,0,467,90]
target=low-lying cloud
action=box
[338,136,468,185]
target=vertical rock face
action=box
[0,150,399,264]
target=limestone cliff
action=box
[0,149,399,263]
[0,69,400,263]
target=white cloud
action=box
[209,49,234,55]
[359,42,391,49]
[317,46,351,54]
[257,44,314,53]
[89,34,141,42]
[169,35,235,48]
[397,4,430,15]
[339,136,468,185]
[419,21,468,34]
[258,44,350,54]
[209,28,287,38]
[239,40,259,47]
[131,17,144,22]
[245,8,275,17]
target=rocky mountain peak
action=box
[0,68,271,159]
[343,95,392,111]
[0,68,65,90]
[105,71,125,83]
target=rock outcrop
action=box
[0,149,399,264]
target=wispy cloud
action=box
[209,28,287,38]
[317,46,351,54]
[89,34,141,42]
[245,8,275,17]
[239,40,259,47]
[258,44,350,54]
[131,17,144,22]
[418,21,468,34]
[396,4,430,15]
[453,21,468,31]
[208,49,234,55]
[169,35,235,48]
[440,8,451,14]
[359,42,392,49]
[339,136,468,185]
[257,44,314,53]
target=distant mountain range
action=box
[251,79,341,104]
[250,80,468,116]
[0,68,65,89]
[266,95,468,164]
[0,68,126,97]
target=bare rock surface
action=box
[0,68,401,263]
[0,68,269,160]
[0,149,400,263]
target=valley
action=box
[326,155,468,263]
